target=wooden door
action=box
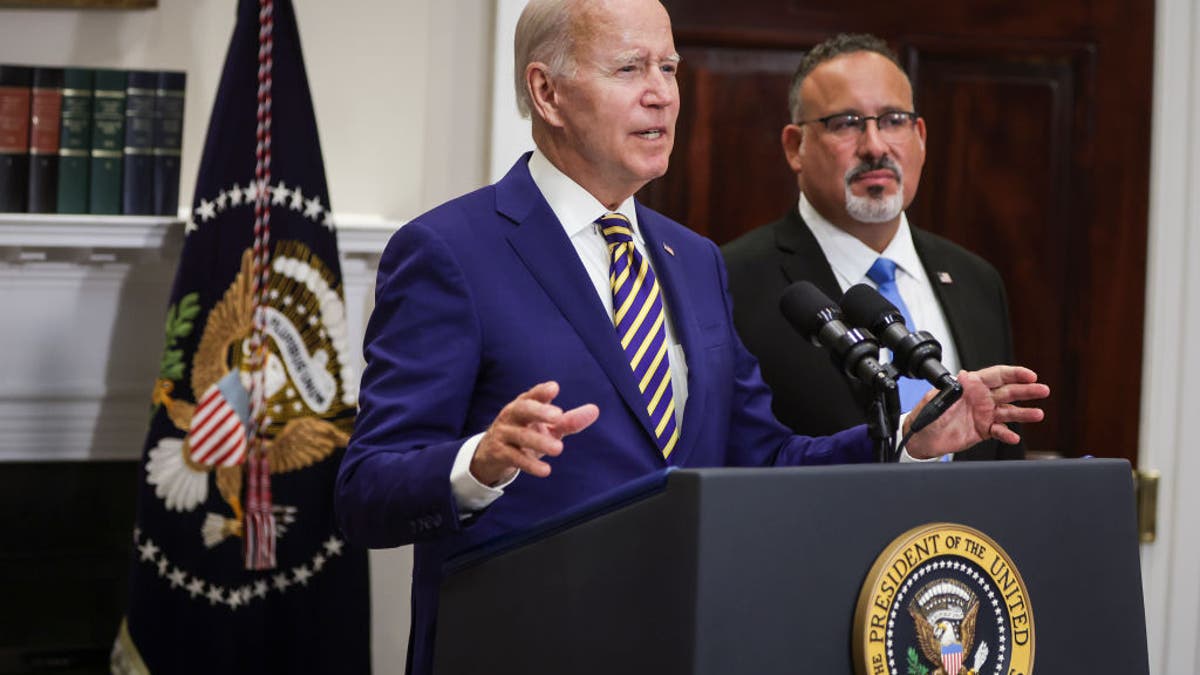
[645,0,1153,462]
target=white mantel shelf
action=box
[0,213,397,462]
[0,212,400,258]
[0,213,180,251]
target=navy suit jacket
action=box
[336,156,873,674]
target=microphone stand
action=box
[866,364,902,463]
[842,333,900,463]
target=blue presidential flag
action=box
[112,1,369,672]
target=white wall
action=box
[489,0,532,182]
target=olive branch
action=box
[907,647,930,675]
[158,292,200,383]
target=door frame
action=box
[1139,0,1200,671]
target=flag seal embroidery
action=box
[114,1,370,672]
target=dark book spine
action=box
[152,70,185,216]
[121,70,155,215]
[0,65,33,213]
[56,68,93,214]
[88,69,126,215]
[27,67,64,214]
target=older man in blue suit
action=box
[335,1,1049,673]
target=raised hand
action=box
[905,366,1050,459]
[470,381,600,486]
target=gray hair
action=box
[788,33,903,123]
[513,0,580,118]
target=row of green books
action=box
[0,65,186,216]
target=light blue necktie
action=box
[866,257,931,413]
[599,213,680,458]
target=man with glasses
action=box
[723,33,1024,461]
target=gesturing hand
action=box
[905,365,1050,459]
[470,381,600,486]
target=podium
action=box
[434,459,1148,674]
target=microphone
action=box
[840,283,956,391]
[841,283,963,444]
[779,281,890,388]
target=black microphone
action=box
[840,283,957,391]
[779,281,890,388]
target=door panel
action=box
[907,41,1094,456]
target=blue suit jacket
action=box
[336,155,873,674]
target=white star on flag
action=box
[304,195,324,219]
[272,181,291,205]
[293,565,313,586]
[137,539,160,561]
[323,537,344,556]
[195,199,217,222]
[206,586,225,605]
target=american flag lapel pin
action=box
[937,271,954,284]
[663,242,675,256]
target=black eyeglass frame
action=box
[798,111,920,135]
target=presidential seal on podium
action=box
[853,522,1035,675]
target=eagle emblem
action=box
[144,242,356,548]
[854,524,1033,675]
[909,579,989,675]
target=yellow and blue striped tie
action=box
[598,213,679,458]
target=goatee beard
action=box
[843,157,904,223]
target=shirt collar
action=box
[528,149,640,239]
[798,192,921,286]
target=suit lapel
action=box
[912,229,977,368]
[497,161,664,453]
[776,209,844,302]
[636,203,707,467]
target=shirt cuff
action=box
[899,447,941,463]
[896,412,953,463]
[450,432,518,514]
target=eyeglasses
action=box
[800,111,919,140]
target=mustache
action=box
[844,156,903,185]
